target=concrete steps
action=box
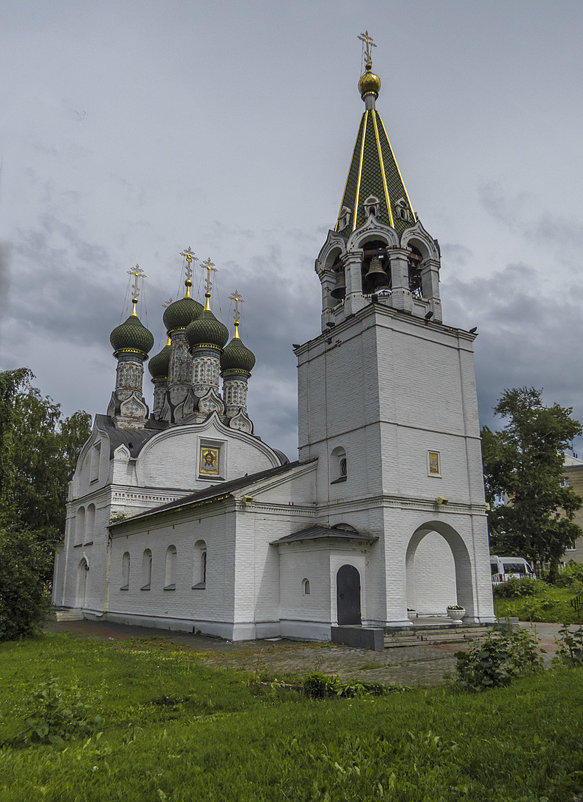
[384,625,492,649]
[50,609,84,622]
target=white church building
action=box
[52,47,496,641]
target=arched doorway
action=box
[76,558,88,608]
[336,564,361,625]
[405,522,473,617]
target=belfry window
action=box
[363,195,380,219]
[361,240,390,295]
[395,197,414,223]
[408,246,423,298]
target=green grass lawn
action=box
[1,634,583,801]
[494,583,583,623]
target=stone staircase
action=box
[384,624,493,649]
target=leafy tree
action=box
[0,517,53,641]
[482,387,582,576]
[0,369,91,540]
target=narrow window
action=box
[121,551,130,590]
[165,545,177,590]
[85,503,95,544]
[75,507,85,545]
[428,450,441,476]
[90,442,101,482]
[141,549,152,590]
[330,446,347,484]
[302,578,311,595]
[193,540,207,588]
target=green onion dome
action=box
[221,331,256,374]
[185,308,229,350]
[162,296,203,334]
[110,313,154,357]
[148,340,171,379]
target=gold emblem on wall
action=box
[200,446,220,476]
[428,451,440,475]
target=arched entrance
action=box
[405,522,474,617]
[336,564,361,625]
[76,558,88,608]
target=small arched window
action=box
[141,549,152,590]
[193,540,207,588]
[85,504,95,543]
[121,552,130,590]
[330,446,347,484]
[75,507,85,545]
[302,578,311,596]
[165,545,177,590]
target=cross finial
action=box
[162,297,174,309]
[229,289,244,332]
[358,30,376,63]
[200,257,217,297]
[180,246,198,282]
[127,264,147,315]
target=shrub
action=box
[555,624,583,666]
[7,678,102,747]
[552,561,583,590]
[0,524,52,641]
[454,627,543,691]
[303,672,409,699]
[493,577,538,598]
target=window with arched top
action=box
[85,504,95,543]
[193,540,207,589]
[121,552,130,590]
[407,245,423,297]
[363,195,380,219]
[330,446,347,484]
[75,507,85,545]
[361,239,390,295]
[302,578,311,596]
[165,545,177,590]
[141,549,152,590]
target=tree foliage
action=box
[0,369,91,638]
[482,387,582,573]
[0,369,91,539]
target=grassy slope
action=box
[494,584,583,623]
[0,634,582,801]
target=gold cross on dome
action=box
[229,289,244,325]
[127,264,147,299]
[200,257,216,294]
[180,247,198,281]
[358,30,377,63]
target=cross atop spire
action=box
[200,258,217,310]
[229,289,244,337]
[127,264,147,315]
[358,30,376,64]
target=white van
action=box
[490,556,535,585]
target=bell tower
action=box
[296,34,495,628]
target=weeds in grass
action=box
[303,671,410,699]
[4,678,102,747]
[555,624,583,665]
[454,627,543,691]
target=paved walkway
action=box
[44,619,570,687]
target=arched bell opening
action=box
[327,248,346,302]
[360,239,391,295]
[407,245,423,298]
[405,522,474,618]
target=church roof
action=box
[335,64,416,237]
[271,525,378,545]
[108,459,300,529]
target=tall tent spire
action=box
[335,33,416,237]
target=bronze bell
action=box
[365,256,389,288]
[331,271,346,300]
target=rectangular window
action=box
[428,451,441,476]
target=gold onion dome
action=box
[148,340,171,379]
[358,61,381,99]
[221,329,256,374]
[185,306,229,350]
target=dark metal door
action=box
[336,564,361,625]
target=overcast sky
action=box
[2,0,583,459]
